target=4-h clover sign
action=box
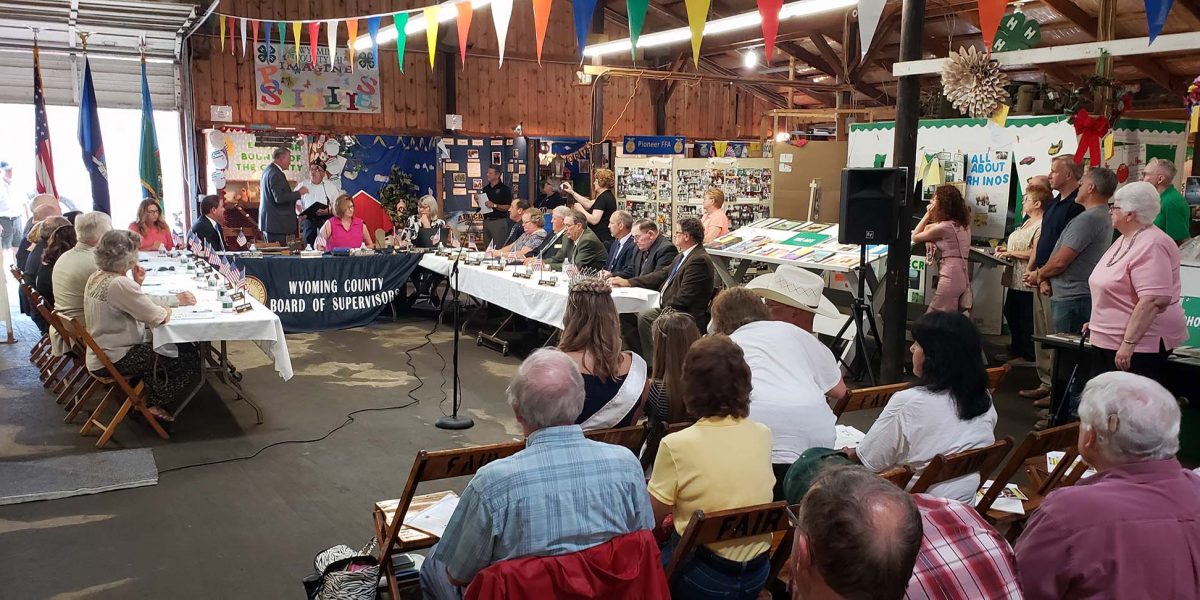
[992,12,1041,53]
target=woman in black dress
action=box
[562,168,617,247]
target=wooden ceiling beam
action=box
[1040,0,1179,91]
[808,34,846,79]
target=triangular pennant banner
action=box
[456,2,473,66]
[326,20,338,65]
[684,0,710,65]
[219,14,226,53]
[425,7,440,69]
[293,22,302,61]
[346,19,359,71]
[573,0,599,62]
[308,21,320,64]
[277,21,286,57]
[856,0,886,57]
[756,0,784,63]
[367,16,381,67]
[239,17,248,57]
[492,0,514,66]
[252,19,260,54]
[229,15,236,54]
[531,0,553,64]
[977,0,1007,52]
[393,13,410,72]
[626,0,649,57]
[1145,0,1173,43]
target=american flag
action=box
[32,41,57,197]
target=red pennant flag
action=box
[757,0,784,63]
[977,0,1007,53]
[456,2,473,65]
[532,0,553,64]
[229,15,236,55]
[251,19,259,54]
[308,21,320,64]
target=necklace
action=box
[1106,226,1147,267]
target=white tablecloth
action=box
[139,253,293,380]
[419,255,659,329]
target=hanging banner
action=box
[627,0,649,57]
[209,131,307,181]
[977,0,1007,52]
[623,135,686,155]
[426,7,440,68]
[857,0,885,57]
[254,42,381,112]
[456,1,473,65]
[684,0,711,65]
[532,0,553,63]
[292,22,302,61]
[492,0,514,65]
[393,13,410,71]
[696,141,761,158]
[367,17,380,67]
[219,15,226,53]
[1145,0,1173,43]
[239,17,248,57]
[757,0,784,63]
[573,0,599,61]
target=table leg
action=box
[171,341,211,420]
[170,341,264,425]
[712,256,740,289]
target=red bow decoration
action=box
[1072,108,1110,167]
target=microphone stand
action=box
[436,249,475,430]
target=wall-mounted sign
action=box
[253,43,380,113]
[446,114,463,130]
[210,105,233,122]
[623,136,686,155]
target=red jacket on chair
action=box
[463,529,669,600]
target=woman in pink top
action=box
[317,194,374,251]
[912,185,973,315]
[1087,182,1187,378]
[701,188,730,243]
[129,198,174,251]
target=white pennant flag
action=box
[491,0,514,67]
[326,19,338,65]
[239,17,248,57]
[857,0,886,57]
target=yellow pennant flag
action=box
[1191,109,1199,134]
[219,15,226,53]
[1103,133,1114,161]
[684,0,710,66]
[292,21,302,61]
[714,141,727,157]
[425,7,440,69]
[990,103,1009,127]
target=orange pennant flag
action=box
[531,0,553,64]
[456,2,473,66]
[251,19,259,54]
[346,19,359,71]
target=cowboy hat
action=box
[746,265,842,319]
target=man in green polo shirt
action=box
[1142,158,1191,243]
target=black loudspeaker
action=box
[838,168,907,244]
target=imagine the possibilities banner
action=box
[254,42,381,113]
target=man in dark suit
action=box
[258,147,306,244]
[614,217,716,362]
[190,194,227,251]
[604,210,636,276]
[561,210,607,272]
[496,199,530,249]
[529,205,572,264]
[610,218,677,280]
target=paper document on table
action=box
[170,309,217,321]
[404,493,460,538]
[472,194,493,215]
[1046,451,1097,479]
[834,425,866,449]
[976,480,1027,515]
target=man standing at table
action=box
[298,159,341,248]
[479,164,512,249]
[191,195,227,251]
[259,147,307,244]
[1142,158,1191,244]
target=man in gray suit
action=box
[609,219,677,280]
[561,210,607,272]
[258,147,307,244]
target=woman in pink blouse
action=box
[129,199,174,251]
[1087,181,1187,378]
[912,185,973,315]
[701,188,730,243]
[316,194,374,251]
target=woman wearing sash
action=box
[559,275,648,430]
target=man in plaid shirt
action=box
[907,494,1022,599]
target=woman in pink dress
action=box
[128,199,174,251]
[316,194,374,251]
[701,187,730,243]
[912,185,972,315]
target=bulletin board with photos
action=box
[673,158,774,231]
[615,157,675,229]
[440,136,530,215]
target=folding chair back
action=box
[640,420,694,470]
[879,464,915,489]
[584,423,649,456]
[986,366,1009,392]
[663,502,793,587]
[832,381,908,417]
[909,437,1014,495]
[9,264,21,281]
[976,423,1079,515]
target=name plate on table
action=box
[486,263,506,271]
[233,302,254,314]
[537,277,558,287]
[230,291,246,302]
[465,258,483,266]
[513,270,532,279]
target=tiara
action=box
[567,271,612,294]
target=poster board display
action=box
[706,219,888,274]
[1182,263,1200,349]
[615,157,674,229]
[253,43,381,113]
[770,141,849,223]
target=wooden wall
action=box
[191,0,770,140]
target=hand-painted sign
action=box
[254,43,381,113]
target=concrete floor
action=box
[0,285,1044,599]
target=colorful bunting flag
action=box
[251,19,260,53]
[573,0,599,61]
[394,13,410,72]
[326,19,337,65]
[977,0,1007,53]
[219,14,226,53]
[308,21,320,64]
[1145,0,1173,43]
[856,0,886,58]
[492,0,513,66]
[757,0,784,63]
[425,7,440,69]
[239,17,247,57]
[278,21,287,58]
[532,0,553,63]
[367,16,381,67]
[293,22,302,60]
[229,14,236,54]
[626,0,649,58]
[456,2,473,66]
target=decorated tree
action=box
[377,165,419,232]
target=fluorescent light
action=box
[743,50,757,69]
[583,0,857,58]
[353,0,493,51]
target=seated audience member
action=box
[848,311,997,502]
[712,287,846,500]
[84,231,198,422]
[528,205,572,262]
[190,195,227,251]
[906,493,1023,599]
[50,212,112,355]
[559,210,608,272]
[604,210,636,275]
[420,349,654,599]
[558,276,647,430]
[649,335,775,599]
[787,465,923,600]
[645,311,701,424]
[316,194,373,250]
[129,198,174,250]
[535,177,570,211]
[745,264,844,333]
[488,208,546,259]
[23,216,70,331]
[1016,372,1200,600]
[16,201,61,272]
[34,224,76,313]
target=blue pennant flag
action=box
[572,0,599,62]
[367,17,381,68]
[78,55,110,214]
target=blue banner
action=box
[78,55,110,214]
[339,135,438,201]
[234,253,422,332]
[622,135,686,155]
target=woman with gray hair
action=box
[22,215,70,331]
[405,195,447,248]
[83,230,197,422]
[1086,181,1187,379]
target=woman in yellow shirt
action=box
[647,334,775,599]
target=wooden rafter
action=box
[1040,0,1179,91]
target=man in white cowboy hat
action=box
[745,264,843,334]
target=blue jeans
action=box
[1051,296,1091,336]
[662,533,770,599]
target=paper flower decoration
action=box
[941,46,1009,119]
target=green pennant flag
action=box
[276,21,286,55]
[627,0,649,58]
[393,12,410,72]
[138,57,162,204]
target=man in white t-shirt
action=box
[297,159,342,248]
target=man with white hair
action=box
[48,211,112,354]
[419,349,654,598]
[1015,372,1200,599]
[1141,157,1190,243]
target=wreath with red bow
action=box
[1065,75,1133,167]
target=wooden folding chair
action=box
[17,283,52,365]
[374,441,525,599]
[986,365,1009,392]
[46,310,93,408]
[879,464,916,489]
[583,423,649,456]
[975,423,1080,528]
[59,315,171,448]
[831,381,909,417]
[640,420,693,471]
[909,437,1014,495]
[30,295,72,389]
[663,502,793,590]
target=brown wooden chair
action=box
[30,295,72,389]
[976,423,1080,526]
[17,282,52,365]
[59,315,171,448]
[879,464,916,489]
[986,365,1009,393]
[583,423,649,456]
[832,381,909,417]
[50,310,107,415]
[663,502,794,590]
[641,420,694,471]
[909,437,1014,496]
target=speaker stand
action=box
[835,245,884,385]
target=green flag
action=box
[627,0,649,58]
[138,56,162,205]
[393,12,410,72]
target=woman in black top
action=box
[563,168,617,246]
[36,225,77,311]
[405,196,448,248]
[23,216,70,332]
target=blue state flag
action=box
[78,55,110,214]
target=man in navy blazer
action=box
[258,147,306,244]
[190,195,227,251]
[604,210,637,276]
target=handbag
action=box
[303,539,380,600]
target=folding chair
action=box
[16,282,52,365]
[584,423,650,456]
[663,502,794,590]
[640,420,693,471]
[909,437,1014,495]
[48,310,98,410]
[32,300,77,393]
[975,423,1080,531]
[374,441,525,599]
[986,365,1009,393]
[831,381,909,417]
[879,464,916,489]
[59,315,171,448]
[27,291,60,376]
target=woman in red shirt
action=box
[129,199,174,251]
